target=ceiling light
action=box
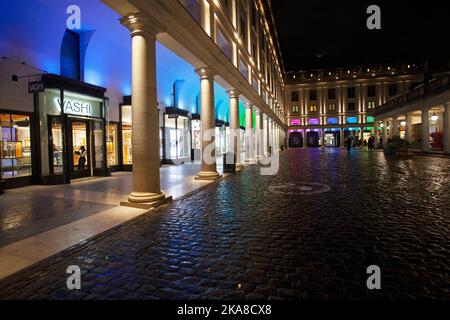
[400,120,406,126]
[431,112,439,121]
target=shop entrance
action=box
[66,118,105,180]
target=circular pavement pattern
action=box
[268,182,331,196]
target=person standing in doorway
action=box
[77,146,87,171]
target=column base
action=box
[236,163,244,171]
[195,171,222,180]
[121,191,171,210]
[246,158,257,164]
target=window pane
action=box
[106,124,118,166]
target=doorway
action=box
[70,120,90,179]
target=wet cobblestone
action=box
[1,148,450,300]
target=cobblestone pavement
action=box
[1,148,450,300]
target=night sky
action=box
[270,0,450,71]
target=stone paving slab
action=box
[1,148,450,300]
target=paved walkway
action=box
[0,162,222,279]
[1,148,449,299]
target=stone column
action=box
[245,102,255,163]
[196,68,221,180]
[321,128,325,148]
[443,102,450,154]
[304,129,308,148]
[405,113,412,142]
[391,117,399,137]
[421,108,430,152]
[121,13,165,204]
[340,128,344,148]
[255,108,264,160]
[263,114,269,156]
[227,90,242,170]
[382,120,387,145]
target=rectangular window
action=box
[239,1,247,43]
[309,105,318,112]
[292,105,299,114]
[106,124,118,167]
[346,116,358,124]
[291,91,299,102]
[121,105,132,165]
[348,102,356,111]
[328,88,336,100]
[216,27,232,60]
[347,87,356,99]
[367,85,376,97]
[367,101,376,110]
[328,104,336,112]
[308,118,319,125]
[309,90,317,101]
[239,56,249,80]
[251,72,258,91]
[0,113,32,179]
[389,83,398,96]
[327,117,338,125]
[366,116,375,123]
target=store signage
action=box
[168,113,179,119]
[56,98,92,116]
[28,81,44,93]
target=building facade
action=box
[0,0,286,194]
[284,64,424,148]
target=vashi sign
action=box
[57,98,92,116]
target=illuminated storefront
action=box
[0,111,33,187]
[191,115,201,161]
[36,74,108,184]
[163,108,191,164]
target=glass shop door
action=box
[68,119,91,179]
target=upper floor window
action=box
[292,105,299,114]
[389,83,398,96]
[239,56,248,80]
[367,85,376,97]
[328,104,336,112]
[347,87,356,99]
[367,101,376,110]
[291,91,299,102]
[348,102,356,111]
[309,105,318,112]
[328,88,336,100]
[216,27,232,60]
[309,90,317,101]
[239,1,248,44]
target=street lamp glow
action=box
[400,120,406,126]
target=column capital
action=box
[244,102,252,109]
[195,67,216,80]
[227,90,240,99]
[120,12,164,37]
[254,108,261,115]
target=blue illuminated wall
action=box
[0,0,241,125]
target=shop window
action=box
[291,119,301,126]
[366,116,375,123]
[121,105,132,165]
[0,113,32,179]
[106,123,118,167]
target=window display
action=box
[121,105,132,165]
[0,113,32,179]
[106,123,118,167]
[164,114,190,161]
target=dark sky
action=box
[270,0,450,71]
